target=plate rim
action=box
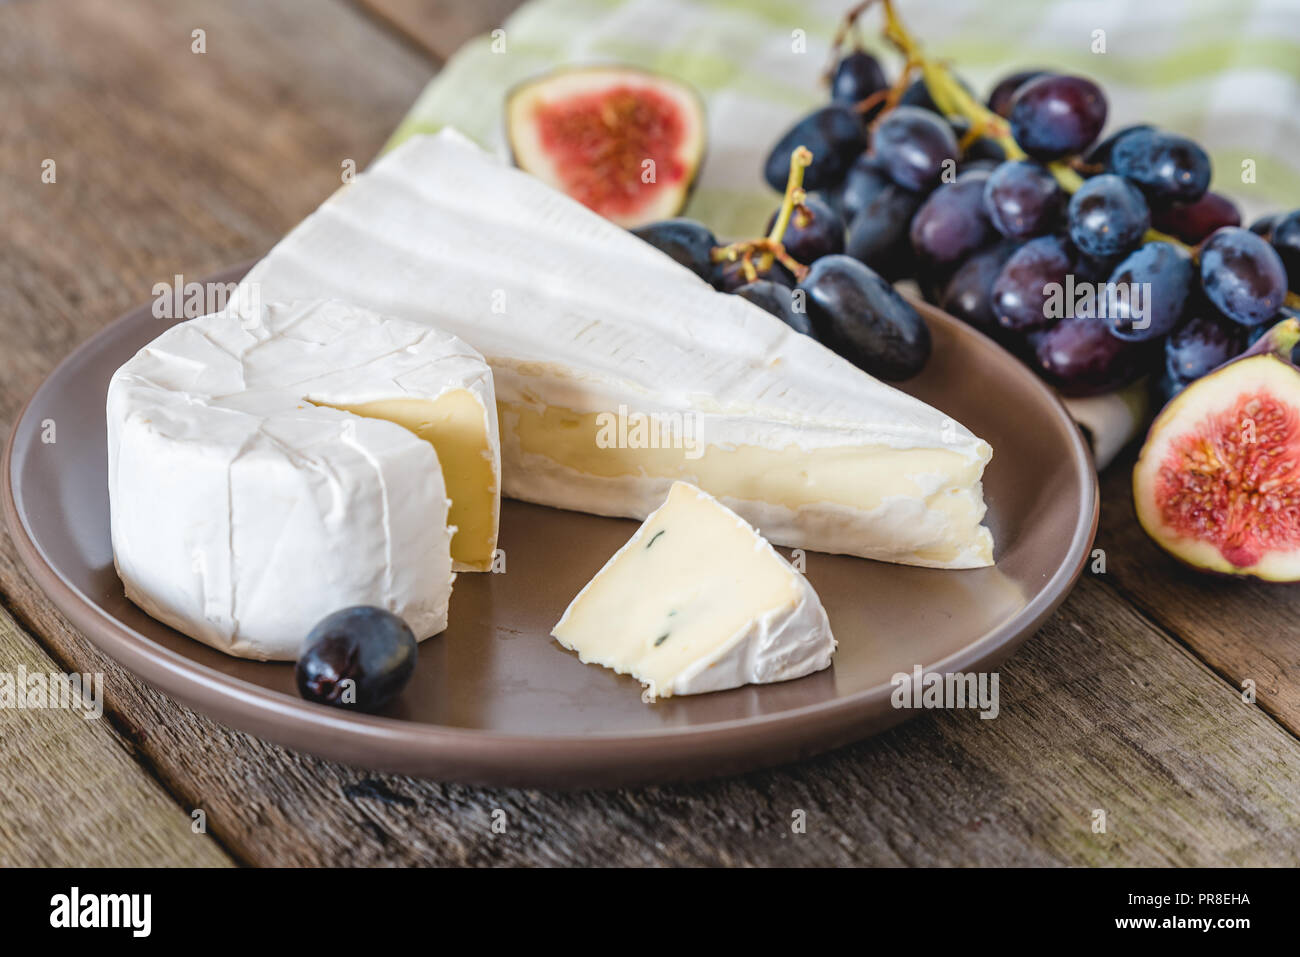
[2,265,1099,780]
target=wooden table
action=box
[2,0,1298,868]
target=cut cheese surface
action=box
[552,482,835,700]
[314,392,499,571]
[241,129,995,569]
[106,299,501,660]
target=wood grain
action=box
[1,0,1298,867]
[1096,447,1300,737]
[352,0,523,63]
[0,607,234,867]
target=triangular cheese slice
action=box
[241,129,994,568]
[553,482,835,700]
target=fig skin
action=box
[1132,317,1300,582]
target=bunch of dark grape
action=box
[632,1,1300,407]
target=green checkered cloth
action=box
[387,0,1300,467]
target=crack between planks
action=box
[342,0,448,68]
[0,583,249,867]
[1084,569,1300,747]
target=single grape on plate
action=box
[296,606,418,713]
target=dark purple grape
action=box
[872,106,959,191]
[992,234,1079,331]
[1067,174,1150,258]
[831,50,887,106]
[1199,226,1288,325]
[1104,241,1194,341]
[1083,123,1153,167]
[939,239,1022,336]
[947,117,1006,163]
[845,182,924,279]
[1268,210,1300,290]
[764,194,845,264]
[1008,74,1107,160]
[798,254,931,379]
[1033,315,1153,396]
[296,606,417,712]
[987,69,1049,118]
[735,279,817,338]
[763,105,867,192]
[1150,191,1241,244]
[1109,128,1211,203]
[1165,311,1246,380]
[631,218,717,281]
[712,255,794,292]
[982,160,1064,238]
[1249,213,1279,241]
[909,170,994,264]
[836,153,896,224]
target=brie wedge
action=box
[242,128,994,568]
[106,299,501,660]
[552,481,835,700]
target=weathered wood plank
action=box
[0,0,434,418]
[1097,447,1300,738]
[351,0,522,63]
[0,607,234,867]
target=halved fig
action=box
[505,66,706,228]
[1133,317,1300,580]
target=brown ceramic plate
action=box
[3,264,1098,788]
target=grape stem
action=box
[710,146,812,282]
[824,0,884,85]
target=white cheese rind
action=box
[552,482,835,700]
[666,572,833,698]
[241,129,994,568]
[106,299,500,660]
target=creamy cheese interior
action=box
[315,390,498,571]
[553,482,802,695]
[504,401,991,566]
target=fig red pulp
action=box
[535,87,688,217]
[1155,391,1300,568]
